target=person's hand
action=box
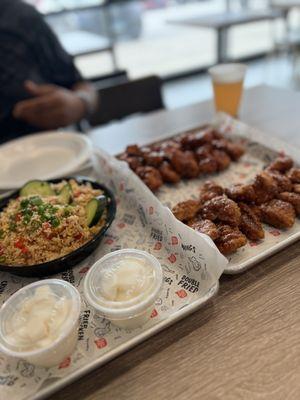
[13,81,87,129]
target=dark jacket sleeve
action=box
[20,0,83,88]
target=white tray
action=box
[146,114,300,275]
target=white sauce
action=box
[6,285,71,351]
[98,257,155,302]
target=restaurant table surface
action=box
[51,84,300,400]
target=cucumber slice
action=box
[58,184,73,204]
[86,195,107,227]
[20,180,55,197]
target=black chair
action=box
[89,75,164,126]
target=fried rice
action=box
[0,180,107,266]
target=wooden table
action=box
[51,85,300,400]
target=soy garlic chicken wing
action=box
[215,224,247,255]
[294,184,300,194]
[172,200,202,222]
[265,170,293,193]
[202,195,241,226]
[136,166,163,192]
[212,139,245,161]
[260,199,296,229]
[180,128,216,150]
[188,218,219,240]
[238,202,265,241]
[277,192,300,215]
[199,180,224,203]
[253,171,278,204]
[170,150,199,178]
[287,168,300,183]
[159,161,181,183]
[268,156,293,173]
[225,183,256,203]
[211,149,231,171]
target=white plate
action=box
[0,131,92,190]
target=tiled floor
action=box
[163,53,300,109]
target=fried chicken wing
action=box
[268,156,293,173]
[198,156,219,174]
[260,199,296,229]
[180,128,216,150]
[225,183,256,203]
[188,218,219,240]
[170,150,199,178]
[136,166,163,192]
[215,224,247,254]
[265,170,293,192]
[277,192,300,216]
[238,202,265,240]
[212,139,245,161]
[118,154,143,171]
[211,149,231,171]
[194,144,213,159]
[172,199,202,222]
[247,204,262,220]
[142,151,164,167]
[253,171,278,204]
[125,144,143,156]
[294,184,300,194]
[199,180,224,202]
[202,195,241,226]
[159,161,181,183]
[287,168,300,183]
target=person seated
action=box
[0,0,98,144]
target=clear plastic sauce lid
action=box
[84,249,163,320]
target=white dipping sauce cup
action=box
[84,249,163,329]
[0,279,81,368]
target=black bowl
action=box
[0,177,116,277]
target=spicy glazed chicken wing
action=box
[215,224,247,255]
[172,199,202,222]
[294,184,300,194]
[118,154,143,171]
[277,192,300,216]
[142,150,164,168]
[212,139,245,161]
[287,168,300,183]
[211,149,231,171]
[136,166,163,192]
[225,183,256,203]
[201,195,241,226]
[188,218,219,240]
[170,150,199,178]
[268,156,293,173]
[125,144,143,157]
[238,202,265,241]
[199,180,224,203]
[253,171,278,204]
[159,161,181,183]
[260,199,296,229]
[265,170,293,193]
[180,128,216,149]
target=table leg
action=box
[217,27,228,64]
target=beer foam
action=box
[209,63,247,83]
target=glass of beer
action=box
[208,63,247,117]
